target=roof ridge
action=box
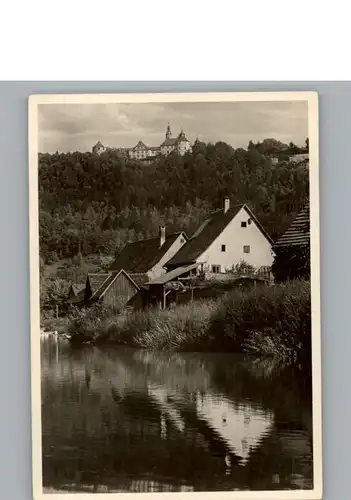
[87,272,110,277]
[126,231,183,245]
[210,203,246,215]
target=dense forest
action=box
[39,137,309,269]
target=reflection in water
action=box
[41,337,313,493]
[195,393,273,465]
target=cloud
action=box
[38,100,308,153]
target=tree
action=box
[228,260,257,277]
[38,142,310,266]
[40,277,70,309]
[272,245,310,282]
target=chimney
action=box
[159,225,166,247]
[224,197,230,214]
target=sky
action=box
[38,100,308,153]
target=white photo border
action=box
[29,91,321,500]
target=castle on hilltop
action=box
[92,123,192,159]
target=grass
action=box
[66,280,311,365]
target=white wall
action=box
[148,233,187,279]
[177,141,191,155]
[196,207,274,272]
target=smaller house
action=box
[66,284,86,305]
[66,270,140,309]
[109,226,188,284]
[85,271,139,308]
[272,202,310,281]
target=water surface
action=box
[41,337,313,493]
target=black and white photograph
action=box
[29,92,321,499]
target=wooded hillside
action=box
[39,138,309,266]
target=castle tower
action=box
[165,123,172,140]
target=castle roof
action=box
[161,137,178,147]
[177,131,189,142]
[133,140,148,150]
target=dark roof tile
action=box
[129,273,149,286]
[109,232,185,274]
[87,273,110,295]
[273,202,310,248]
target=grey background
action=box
[0,81,348,499]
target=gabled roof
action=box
[177,131,189,143]
[166,204,273,268]
[273,202,310,248]
[88,270,139,301]
[67,286,86,304]
[109,232,187,274]
[93,141,104,148]
[133,140,148,150]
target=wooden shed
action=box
[85,271,140,308]
[66,270,140,310]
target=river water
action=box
[41,337,313,493]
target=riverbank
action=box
[66,279,311,365]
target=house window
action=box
[243,245,250,254]
[241,221,247,227]
[221,244,226,252]
[212,265,221,273]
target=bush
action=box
[227,260,257,277]
[68,303,123,343]
[209,279,311,362]
[67,280,311,366]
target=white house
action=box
[109,226,188,284]
[166,198,274,275]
